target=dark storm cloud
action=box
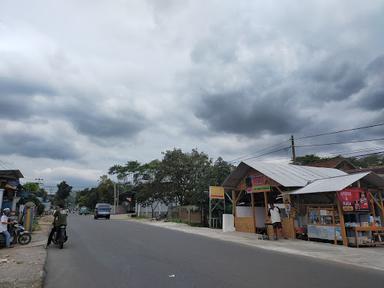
[0,131,80,160]
[67,108,147,139]
[189,23,383,138]
[195,91,309,136]
[0,75,148,140]
[299,60,366,101]
[356,55,384,111]
[0,77,53,95]
[0,77,54,120]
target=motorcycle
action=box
[10,222,32,245]
[0,222,31,248]
[52,225,68,249]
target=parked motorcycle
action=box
[52,225,68,249]
[0,222,31,248]
[11,222,32,245]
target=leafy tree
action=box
[109,161,142,184]
[294,154,323,165]
[158,149,212,206]
[210,157,234,186]
[349,154,384,168]
[22,182,48,199]
[54,181,72,206]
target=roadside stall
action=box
[289,172,384,247]
[222,161,346,240]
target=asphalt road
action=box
[45,215,384,288]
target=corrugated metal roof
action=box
[289,172,377,195]
[222,160,347,189]
[242,160,347,187]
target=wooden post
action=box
[232,190,236,217]
[336,196,348,246]
[251,193,256,232]
[264,191,269,218]
[369,192,376,225]
[378,191,384,225]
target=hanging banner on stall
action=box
[337,187,370,212]
[209,186,225,199]
[245,175,270,193]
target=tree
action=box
[349,154,384,168]
[294,154,323,165]
[54,181,72,206]
[158,149,212,206]
[22,182,48,199]
[109,161,142,184]
[210,157,234,186]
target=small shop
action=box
[222,161,384,247]
[222,161,346,240]
[0,170,24,211]
[290,172,384,247]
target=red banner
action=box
[338,187,369,212]
[245,175,270,193]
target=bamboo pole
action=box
[379,191,384,225]
[263,191,269,218]
[336,195,348,246]
[251,193,256,232]
[232,190,237,217]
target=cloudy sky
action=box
[1,0,383,189]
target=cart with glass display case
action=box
[307,206,342,244]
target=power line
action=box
[228,139,290,163]
[296,137,384,148]
[343,150,384,158]
[326,146,384,157]
[296,122,384,140]
[241,146,291,161]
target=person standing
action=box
[0,208,14,248]
[268,203,282,240]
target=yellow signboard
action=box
[209,186,225,199]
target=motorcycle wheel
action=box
[18,234,32,245]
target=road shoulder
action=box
[0,216,51,288]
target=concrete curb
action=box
[122,218,384,272]
[36,220,50,288]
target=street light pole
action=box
[113,182,117,214]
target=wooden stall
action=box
[222,161,343,239]
[290,172,384,247]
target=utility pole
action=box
[291,135,296,163]
[113,182,117,214]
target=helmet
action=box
[3,208,10,214]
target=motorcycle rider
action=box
[0,208,14,248]
[45,203,68,248]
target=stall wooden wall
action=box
[235,217,256,233]
[282,218,295,239]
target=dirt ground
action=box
[0,216,52,288]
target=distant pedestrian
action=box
[268,203,282,240]
[0,208,14,248]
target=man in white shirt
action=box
[268,203,282,240]
[0,208,13,248]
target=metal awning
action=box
[289,172,384,195]
[0,170,24,179]
[222,160,346,189]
